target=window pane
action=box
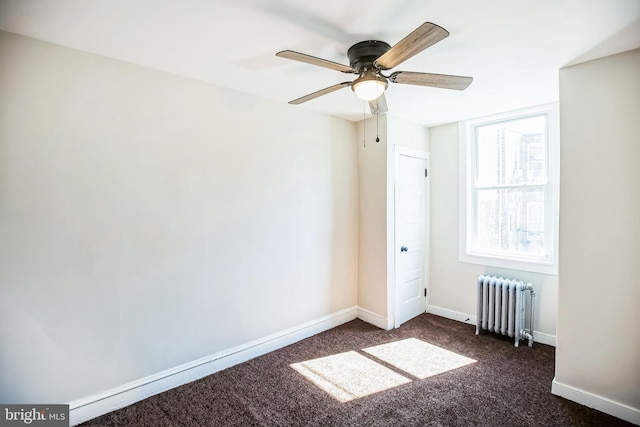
[475,115,546,187]
[476,188,545,256]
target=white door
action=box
[395,148,429,327]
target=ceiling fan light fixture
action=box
[352,73,388,101]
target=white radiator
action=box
[475,275,535,347]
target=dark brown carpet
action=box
[82,314,632,426]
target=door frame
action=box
[387,145,430,329]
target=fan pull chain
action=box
[376,107,380,143]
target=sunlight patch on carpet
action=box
[291,338,476,402]
[363,338,476,379]
[290,351,411,402]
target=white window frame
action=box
[459,103,559,275]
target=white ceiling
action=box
[1,0,639,127]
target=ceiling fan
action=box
[276,22,473,115]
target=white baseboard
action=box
[357,307,392,330]
[426,304,476,326]
[68,306,359,426]
[552,378,640,425]
[426,304,556,346]
[531,331,556,347]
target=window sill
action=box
[459,251,558,276]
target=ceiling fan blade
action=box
[390,71,473,90]
[374,22,449,70]
[276,50,355,73]
[289,82,352,105]
[369,94,388,115]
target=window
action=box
[459,104,559,275]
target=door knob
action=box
[400,246,408,252]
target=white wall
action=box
[428,123,558,342]
[356,115,429,327]
[0,30,358,404]
[356,116,389,320]
[554,48,640,421]
[387,116,430,152]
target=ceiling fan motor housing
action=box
[347,40,391,73]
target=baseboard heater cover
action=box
[476,275,535,347]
